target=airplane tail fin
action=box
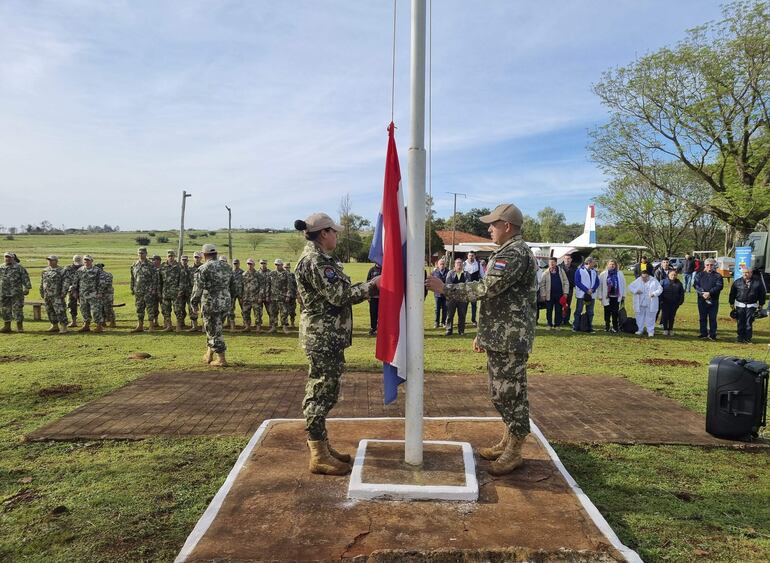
[570,205,597,247]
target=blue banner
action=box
[734,246,752,279]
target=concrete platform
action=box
[176,418,641,562]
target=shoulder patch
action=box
[493,259,508,271]
[323,267,338,282]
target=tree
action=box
[521,215,540,242]
[452,208,492,237]
[248,233,264,251]
[537,207,567,242]
[590,0,770,242]
[337,194,371,262]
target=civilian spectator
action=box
[633,256,654,278]
[559,253,578,324]
[463,251,482,326]
[654,258,672,283]
[431,258,449,328]
[366,262,382,336]
[597,259,626,333]
[445,258,468,336]
[694,258,723,340]
[572,256,600,333]
[681,253,695,293]
[538,257,568,329]
[479,259,487,278]
[628,270,663,337]
[729,267,766,343]
[660,270,685,336]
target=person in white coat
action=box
[627,270,663,337]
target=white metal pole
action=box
[404,0,427,466]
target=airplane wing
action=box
[591,243,647,249]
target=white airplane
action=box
[527,204,646,262]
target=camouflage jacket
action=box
[98,268,114,297]
[288,271,298,300]
[257,269,271,300]
[19,265,31,294]
[191,259,234,314]
[62,264,81,294]
[159,261,182,298]
[270,269,294,301]
[130,260,156,295]
[296,241,374,353]
[179,265,194,294]
[40,266,66,299]
[242,270,261,300]
[75,265,102,299]
[0,263,27,297]
[231,268,244,298]
[443,235,536,353]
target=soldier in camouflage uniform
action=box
[0,251,31,332]
[286,261,298,327]
[159,250,185,332]
[74,255,105,332]
[256,259,271,332]
[187,252,203,331]
[95,263,115,328]
[40,255,68,333]
[130,247,156,332]
[147,255,162,328]
[63,255,83,327]
[228,258,244,331]
[191,244,235,367]
[426,203,536,476]
[241,258,259,331]
[178,255,192,330]
[268,259,294,334]
[294,213,380,475]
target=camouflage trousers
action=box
[1,295,24,322]
[135,294,159,321]
[184,292,197,322]
[487,350,530,439]
[80,294,104,324]
[288,298,297,323]
[45,296,68,324]
[202,310,227,353]
[269,301,289,328]
[102,291,115,323]
[303,349,345,440]
[67,293,79,321]
[161,296,185,321]
[149,295,159,322]
[228,295,244,323]
[241,297,260,325]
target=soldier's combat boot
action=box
[68,318,77,328]
[47,323,59,333]
[241,321,251,332]
[152,319,160,329]
[93,323,104,333]
[16,321,24,333]
[203,347,214,364]
[307,440,351,475]
[148,321,156,332]
[488,434,525,476]
[254,324,261,334]
[163,319,173,332]
[59,322,68,334]
[282,325,290,334]
[78,321,91,333]
[176,320,185,332]
[478,430,511,461]
[228,319,236,331]
[0,322,11,333]
[130,320,144,333]
[109,319,117,328]
[187,319,198,332]
[211,352,228,367]
[326,440,352,463]
[267,325,276,334]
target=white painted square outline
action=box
[347,439,478,501]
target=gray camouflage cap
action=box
[202,244,217,254]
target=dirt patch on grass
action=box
[0,355,28,363]
[128,352,152,360]
[37,384,83,398]
[263,348,286,355]
[528,363,546,371]
[641,358,701,368]
[2,489,40,512]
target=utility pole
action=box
[178,190,192,258]
[225,205,233,261]
[447,191,466,263]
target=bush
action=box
[135,236,151,246]
[156,236,169,244]
[208,231,217,236]
[4,235,14,241]
[188,233,198,240]
[199,233,208,238]
[147,232,156,237]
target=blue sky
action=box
[0,1,726,231]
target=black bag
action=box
[618,304,628,324]
[579,312,590,332]
[583,293,593,303]
[706,356,768,440]
[621,317,638,334]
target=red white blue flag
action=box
[368,122,407,404]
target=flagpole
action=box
[404,0,426,466]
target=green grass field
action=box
[1,232,769,562]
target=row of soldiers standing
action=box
[129,247,298,333]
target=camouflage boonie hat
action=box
[202,244,217,254]
[46,255,59,261]
[137,247,147,254]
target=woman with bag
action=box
[596,259,626,333]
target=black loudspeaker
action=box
[706,357,768,440]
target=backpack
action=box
[621,317,638,334]
[618,305,628,325]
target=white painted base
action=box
[347,439,478,501]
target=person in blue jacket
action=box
[572,257,600,333]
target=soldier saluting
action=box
[191,244,235,367]
[426,203,537,476]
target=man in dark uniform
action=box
[729,267,766,343]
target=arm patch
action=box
[323,267,338,282]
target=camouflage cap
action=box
[181,255,189,260]
[3,252,12,258]
[301,212,344,233]
[201,244,217,254]
[193,252,202,258]
[137,247,147,254]
[246,258,255,265]
[233,258,240,264]
[274,258,283,265]
[259,259,267,264]
[218,256,227,262]
[73,255,83,264]
[46,255,59,261]
[167,249,176,256]
[151,254,161,260]
[480,203,524,227]
[83,255,93,261]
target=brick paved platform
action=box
[26,371,766,448]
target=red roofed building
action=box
[434,230,497,261]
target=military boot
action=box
[0,322,11,333]
[203,347,214,364]
[478,430,511,461]
[152,319,160,329]
[326,440,352,463]
[210,352,228,367]
[109,319,117,328]
[241,321,252,332]
[282,325,290,334]
[267,325,276,334]
[46,323,59,333]
[163,319,174,332]
[59,322,68,334]
[254,324,262,334]
[68,318,78,328]
[148,321,156,332]
[307,440,351,475]
[488,434,526,476]
[176,320,185,332]
[16,321,24,333]
[78,321,91,333]
[229,319,236,331]
[93,323,104,333]
[188,319,199,332]
[130,320,144,333]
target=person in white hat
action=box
[40,255,68,333]
[63,255,84,327]
[0,252,30,333]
